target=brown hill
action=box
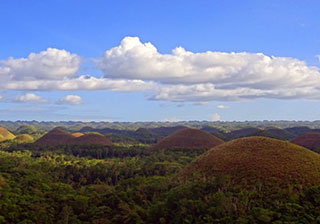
[0,127,16,142]
[36,128,113,146]
[152,128,224,150]
[284,126,313,136]
[71,132,85,137]
[70,133,112,146]
[291,132,320,150]
[15,134,34,143]
[35,128,75,145]
[181,137,320,187]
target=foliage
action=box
[0,140,320,223]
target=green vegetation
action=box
[14,134,34,143]
[1,124,320,223]
[0,127,15,142]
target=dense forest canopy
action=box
[0,122,320,223]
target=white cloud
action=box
[211,113,221,121]
[14,93,48,104]
[3,75,156,92]
[0,48,81,81]
[98,37,320,88]
[58,95,83,105]
[95,37,320,102]
[216,105,230,109]
[1,37,320,104]
[0,95,3,101]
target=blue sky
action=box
[0,0,320,121]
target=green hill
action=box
[14,134,34,143]
[0,127,15,142]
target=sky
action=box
[0,0,320,122]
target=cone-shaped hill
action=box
[36,128,75,145]
[181,137,320,187]
[36,128,112,146]
[0,127,15,142]
[15,134,34,143]
[152,128,224,150]
[291,132,320,150]
[69,133,112,146]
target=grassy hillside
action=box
[152,128,224,150]
[0,127,15,142]
[14,134,34,143]
[182,137,320,187]
[291,132,320,152]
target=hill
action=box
[264,128,297,140]
[149,126,187,138]
[247,129,296,141]
[36,128,112,146]
[0,127,16,142]
[14,134,34,143]
[152,128,224,150]
[15,124,38,134]
[181,137,320,187]
[291,132,320,151]
[284,126,313,136]
[200,126,222,133]
[70,133,112,146]
[35,128,75,145]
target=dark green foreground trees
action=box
[0,147,320,223]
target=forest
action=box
[0,122,320,223]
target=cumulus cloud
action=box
[0,48,81,81]
[14,93,48,104]
[98,37,320,88]
[211,113,221,121]
[216,105,230,109]
[3,76,156,92]
[1,37,320,103]
[97,37,320,101]
[58,95,83,105]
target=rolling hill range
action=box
[181,136,320,187]
[152,128,224,150]
[291,132,320,151]
[264,128,297,140]
[15,124,38,135]
[222,127,302,141]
